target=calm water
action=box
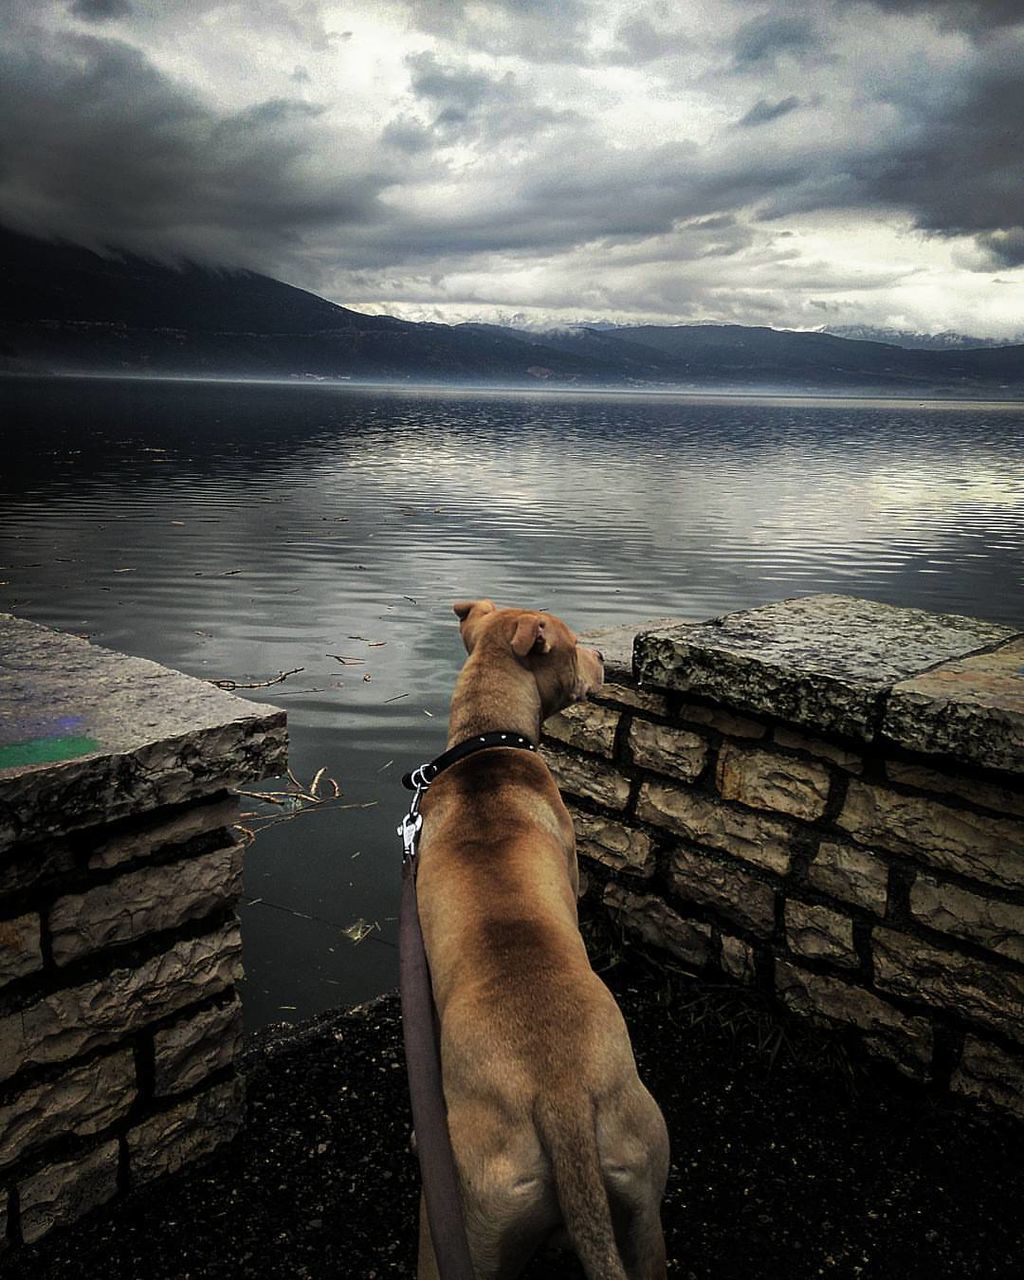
[2,376,1023,1027]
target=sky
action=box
[1,0,1022,337]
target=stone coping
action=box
[0,615,288,853]
[634,595,1022,772]
[581,618,689,682]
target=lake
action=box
[2,375,1022,1028]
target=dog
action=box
[413,599,669,1280]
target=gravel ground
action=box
[6,954,1023,1280]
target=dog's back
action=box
[413,601,669,1279]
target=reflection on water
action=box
[2,376,1023,1026]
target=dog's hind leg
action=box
[609,1191,668,1280]
[459,1169,561,1279]
[600,1088,670,1280]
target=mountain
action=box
[822,324,1020,351]
[0,227,615,385]
[2,227,1023,396]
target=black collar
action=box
[401,730,537,792]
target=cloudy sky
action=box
[2,0,1022,336]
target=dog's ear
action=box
[453,599,496,653]
[452,599,496,621]
[511,614,552,657]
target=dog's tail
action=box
[535,1093,628,1280]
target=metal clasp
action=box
[399,808,423,863]
[397,776,428,864]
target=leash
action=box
[397,732,537,1278]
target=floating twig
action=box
[233,766,374,844]
[211,667,303,691]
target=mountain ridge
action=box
[2,227,1022,397]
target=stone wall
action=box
[0,615,287,1251]
[543,595,1024,1117]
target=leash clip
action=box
[398,775,428,864]
[398,810,423,863]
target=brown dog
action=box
[414,600,669,1280]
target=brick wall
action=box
[0,616,287,1251]
[543,595,1024,1117]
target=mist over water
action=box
[3,376,1022,1026]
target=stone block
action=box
[0,922,242,1084]
[669,845,776,936]
[0,613,287,856]
[127,1077,243,1184]
[775,961,933,1077]
[603,883,713,970]
[721,934,757,983]
[87,796,240,871]
[544,747,631,811]
[677,702,767,740]
[716,743,831,822]
[635,596,1014,741]
[838,780,1024,890]
[0,911,43,986]
[952,1037,1024,1118]
[543,702,620,757]
[773,727,862,773]
[909,876,1024,966]
[572,811,655,877]
[808,841,888,915]
[0,839,76,901]
[637,781,794,875]
[49,841,243,965]
[0,1049,135,1170]
[884,636,1024,774]
[785,900,858,969]
[580,618,689,683]
[597,682,668,716]
[18,1140,120,1245]
[873,927,1024,1043]
[884,760,1024,820]
[628,719,708,782]
[153,996,243,1096]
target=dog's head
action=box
[452,599,604,717]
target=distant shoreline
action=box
[4,368,1024,411]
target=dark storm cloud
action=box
[737,95,803,127]
[407,50,500,111]
[69,0,132,20]
[731,14,819,67]
[856,0,1024,31]
[976,228,1024,268]
[600,13,690,65]
[0,29,395,265]
[424,142,805,260]
[849,42,1024,261]
[402,50,577,142]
